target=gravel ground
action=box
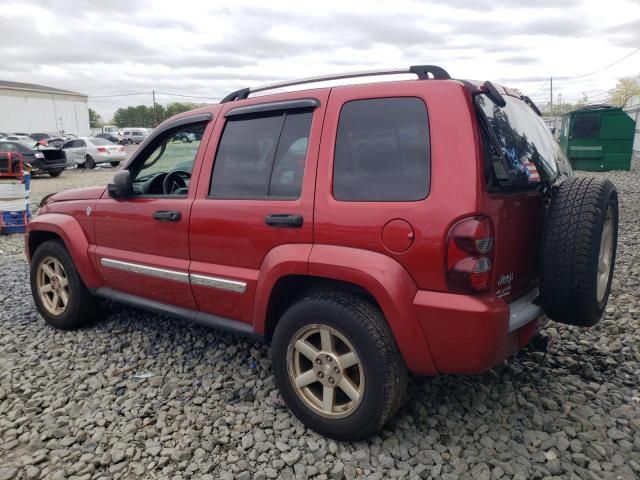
[0,156,639,480]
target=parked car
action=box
[173,132,196,143]
[30,133,53,142]
[4,135,33,142]
[0,139,69,176]
[0,132,8,139]
[121,129,149,144]
[62,137,126,168]
[95,132,125,145]
[26,65,618,441]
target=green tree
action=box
[112,102,208,128]
[88,108,102,128]
[608,77,640,107]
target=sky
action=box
[1,0,639,121]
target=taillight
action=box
[446,216,494,293]
[97,147,107,153]
[118,146,124,152]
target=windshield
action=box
[475,93,570,187]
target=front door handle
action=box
[265,214,303,228]
[153,210,181,222]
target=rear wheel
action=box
[271,292,407,440]
[30,240,102,330]
[540,177,618,326]
[48,170,63,177]
[110,161,120,167]
[85,155,95,169]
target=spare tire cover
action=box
[539,176,618,326]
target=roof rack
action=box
[220,65,451,103]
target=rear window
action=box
[90,138,113,145]
[475,93,563,187]
[333,98,430,202]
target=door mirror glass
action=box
[108,170,133,198]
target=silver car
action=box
[62,137,127,169]
[121,129,149,144]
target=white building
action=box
[623,95,640,154]
[0,81,90,136]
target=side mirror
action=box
[107,170,133,198]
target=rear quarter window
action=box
[333,97,430,201]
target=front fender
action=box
[26,214,101,288]
[308,245,437,376]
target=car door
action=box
[62,140,79,164]
[92,115,214,310]
[189,91,328,324]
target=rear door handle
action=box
[153,210,181,222]
[265,214,303,228]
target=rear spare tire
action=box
[540,176,618,326]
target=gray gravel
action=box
[1,157,639,479]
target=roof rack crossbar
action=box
[220,65,451,103]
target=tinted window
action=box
[571,114,600,138]
[475,94,563,186]
[210,110,313,198]
[90,138,113,145]
[333,98,430,201]
[76,140,86,147]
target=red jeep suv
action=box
[26,66,618,440]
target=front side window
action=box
[130,123,206,196]
[333,97,430,202]
[210,110,313,199]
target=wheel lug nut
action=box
[316,358,322,364]
[326,355,332,361]
[318,372,324,378]
[329,377,334,384]
[334,367,339,373]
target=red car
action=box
[25,66,618,440]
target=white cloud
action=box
[1,0,639,120]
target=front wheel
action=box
[30,240,101,330]
[48,170,63,177]
[110,161,120,167]
[271,292,407,441]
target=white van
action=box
[121,128,150,144]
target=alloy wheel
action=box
[597,206,614,303]
[36,256,70,316]
[287,324,364,418]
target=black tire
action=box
[85,155,95,169]
[271,292,408,441]
[48,170,63,177]
[110,161,120,167]
[30,240,102,330]
[540,177,618,326]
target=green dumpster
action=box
[559,105,635,171]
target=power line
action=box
[88,92,150,98]
[156,92,221,101]
[566,47,640,80]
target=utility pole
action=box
[550,76,553,116]
[152,90,157,127]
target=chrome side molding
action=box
[100,258,189,284]
[100,258,247,293]
[190,273,247,293]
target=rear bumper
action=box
[32,161,73,172]
[413,288,545,375]
[93,152,127,163]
